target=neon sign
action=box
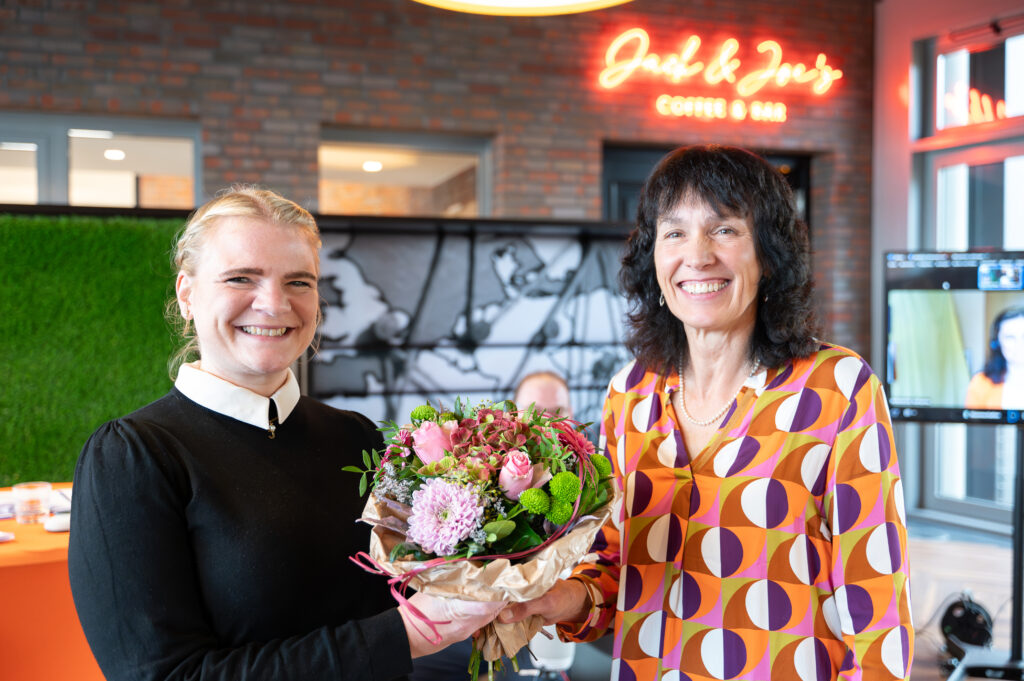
[599,28,844,124]
[943,82,1008,126]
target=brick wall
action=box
[0,0,875,355]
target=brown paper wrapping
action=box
[360,490,618,664]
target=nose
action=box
[252,282,292,315]
[682,234,715,268]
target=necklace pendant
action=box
[268,418,277,440]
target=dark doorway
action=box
[602,144,811,226]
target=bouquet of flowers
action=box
[346,397,617,680]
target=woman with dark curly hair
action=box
[966,306,1024,408]
[500,145,914,680]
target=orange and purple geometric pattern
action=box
[561,343,914,680]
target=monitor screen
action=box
[884,250,1024,424]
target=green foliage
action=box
[0,213,184,486]
[482,519,515,542]
[549,470,581,503]
[591,453,613,478]
[546,498,573,526]
[518,487,550,514]
[409,404,438,421]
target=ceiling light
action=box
[408,0,633,16]
[68,128,114,139]
[104,149,126,161]
[362,160,384,172]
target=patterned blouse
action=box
[561,343,914,681]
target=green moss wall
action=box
[0,214,184,486]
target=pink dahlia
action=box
[406,478,483,556]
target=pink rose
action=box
[499,450,533,500]
[412,421,453,465]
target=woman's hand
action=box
[497,578,591,626]
[400,593,506,659]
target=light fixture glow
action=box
[409,0,633,16]
[68,128,114,139]
[362,160,384,173]
[0,142,38,151]
[104,148,126,161]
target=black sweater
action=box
[69,388,412,681]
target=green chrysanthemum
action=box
[518,488,550,514]
[546,498,573,526]
[591,454,612,478]
[549,471,581,503]
[410,404,438,421]
[438,411,456,423]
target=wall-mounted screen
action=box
[885,250,1024,424]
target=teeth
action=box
[681,281,727,295]
[242,326,287,337]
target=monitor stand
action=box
[947,423,1024,680]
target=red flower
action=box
[554,422,595,458]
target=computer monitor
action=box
[884,250,1024,424]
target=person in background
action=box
[68,187,502,681]
[411,370,577,681]
[966,306,1024,409]
[499,144,914,680]
[515,370,573,420]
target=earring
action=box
[659,292,665,307]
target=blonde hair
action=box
[165,186,322,379]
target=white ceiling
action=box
[68,135,194,175]
[319,142,477,187]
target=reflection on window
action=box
[68,130,194,209]
[319,142,479,217]
[0,142,38,204]
[936,34,1023,130]
[937,152,1024,248]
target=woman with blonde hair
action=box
[69,187,501,681]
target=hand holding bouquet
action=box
[346,398,617,680]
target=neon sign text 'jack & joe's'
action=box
[599,28,844,124]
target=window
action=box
[936,34,1023,130]
[912,18,1024,530]
[318,130,491,217]
[0,113,200,208]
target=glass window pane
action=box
[68,132,194,209]
[319,142,479,217]
[936,153,1024,249]
[0,142,39,204]
[936,34,1023,130]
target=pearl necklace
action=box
[678,355,761,427]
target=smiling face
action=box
[999,315,1024,370]
[653,198,761,342]
[175,217,320,396]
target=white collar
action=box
[174,362,300,431]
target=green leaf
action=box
[362,449,372,468]
[358,474,367,496]
[481,519,516,541]
[341,465,363,473]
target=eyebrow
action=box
[220,267,318,280]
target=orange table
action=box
[0,483,104,681]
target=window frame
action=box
[0,112,202,207]
[318,127,493,217]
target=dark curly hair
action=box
[620,144,819,375]
[981,306,1024,383]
